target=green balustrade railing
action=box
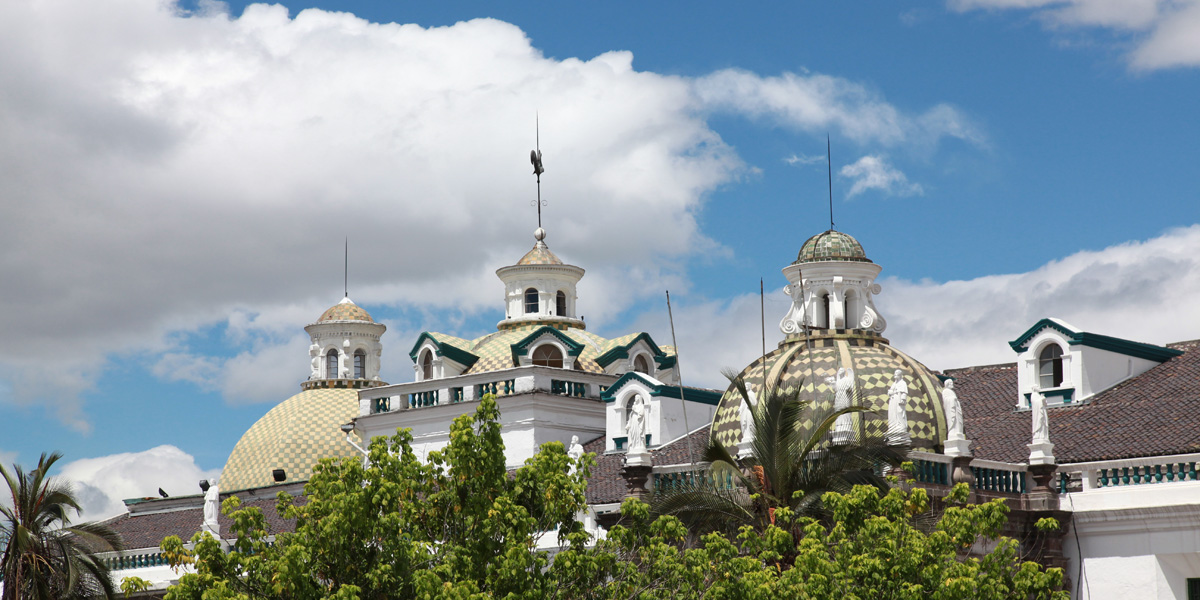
[1095,461,1198,487]
[911,459,949,485]
[409,389,439,408]
[970,466,1027,493]
[550,380,587,397]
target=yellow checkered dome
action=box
[318,297,374,322]
[220,388,361,492]
[711,329,946,452]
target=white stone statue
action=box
[567,435,584,474]
[1031,391,1050,443]
[825,367,856,441]
[738,389,758,445]
[201,479,219,537]
[943,379,965,441]
[625,395,648,453]
[886,369,910,443]
[309,342,321,380]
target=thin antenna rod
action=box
[827,135,835,231]
[760,278,766,393]
[666,291,697,466]
[344,237,348,298]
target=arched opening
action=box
[421,350,433,380]
[531,344,564,368]
[1038,345,1064,388]
[524,288,539,314]
[353,350,366,379]
[556,290,567,316]
[326,350,339,379]
[633,354,650,374]
[820,293,831,329]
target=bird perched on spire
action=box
[531,149,544,176]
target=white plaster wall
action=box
[1077,345,1159,401]
[356,393,604,469]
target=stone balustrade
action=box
[1056,452,1200,492]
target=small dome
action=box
[517,242,564,266]
[220,387,360,492]
[318,297,374,322]
[711,330,944,451]
[795,230,872,264]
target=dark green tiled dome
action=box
[795,230,872,264]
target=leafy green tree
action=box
[161,394,592,599]
[160,393,1066,600]
[0,452,124,600]
[653,376,908,534]
[560,485,1067,600]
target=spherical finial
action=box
[534,227,546,242]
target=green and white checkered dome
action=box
[710,330,946,452]
[794,230,872,264]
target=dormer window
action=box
[532,344,564,368]
[556,291,566,316]
[633,354,650,374]
[326,350,339,379]
[421,350,433,380]
[353,350,366,379]
[1039,344,1064,388]
[524,288,539,314]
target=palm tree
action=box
[652,375,909,534]
[0,452,123,600]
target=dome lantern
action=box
[303,296,387,390]
[495,228,586,331]
[779,230,887,335]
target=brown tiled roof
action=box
[102,491,301,550]
[584,428,709,505]
[948,340,1200,464]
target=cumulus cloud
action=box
[0,0,980,426]
[882,224,1200,370]
[839,155,924,198]
[692,69,984,147]
[949,0,1200,70]
[55,445,221,522]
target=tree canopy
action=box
[160,395,1067,600]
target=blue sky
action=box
[1,0,1198,518]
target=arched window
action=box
[421,350,433,380]
[821,293,831,329]
[524,288,539,314]
[353,350,366,379]
[326,350,339,379]
[556,291,567,316]
[1038,345,1064,388]
[531,344,564,368]
[633,354,650,374]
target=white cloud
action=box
[692,69,984,147]
[784,153,826,166]
[882,224,1200,370]
[949,0,1200,70]
[55,445,221,522]
[838,155,924,198]
[0,0,979,427]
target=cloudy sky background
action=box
[1,0,1198,520]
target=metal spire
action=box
[530,114,546,230]
[827,134,835,231]
[344,237,348,298]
